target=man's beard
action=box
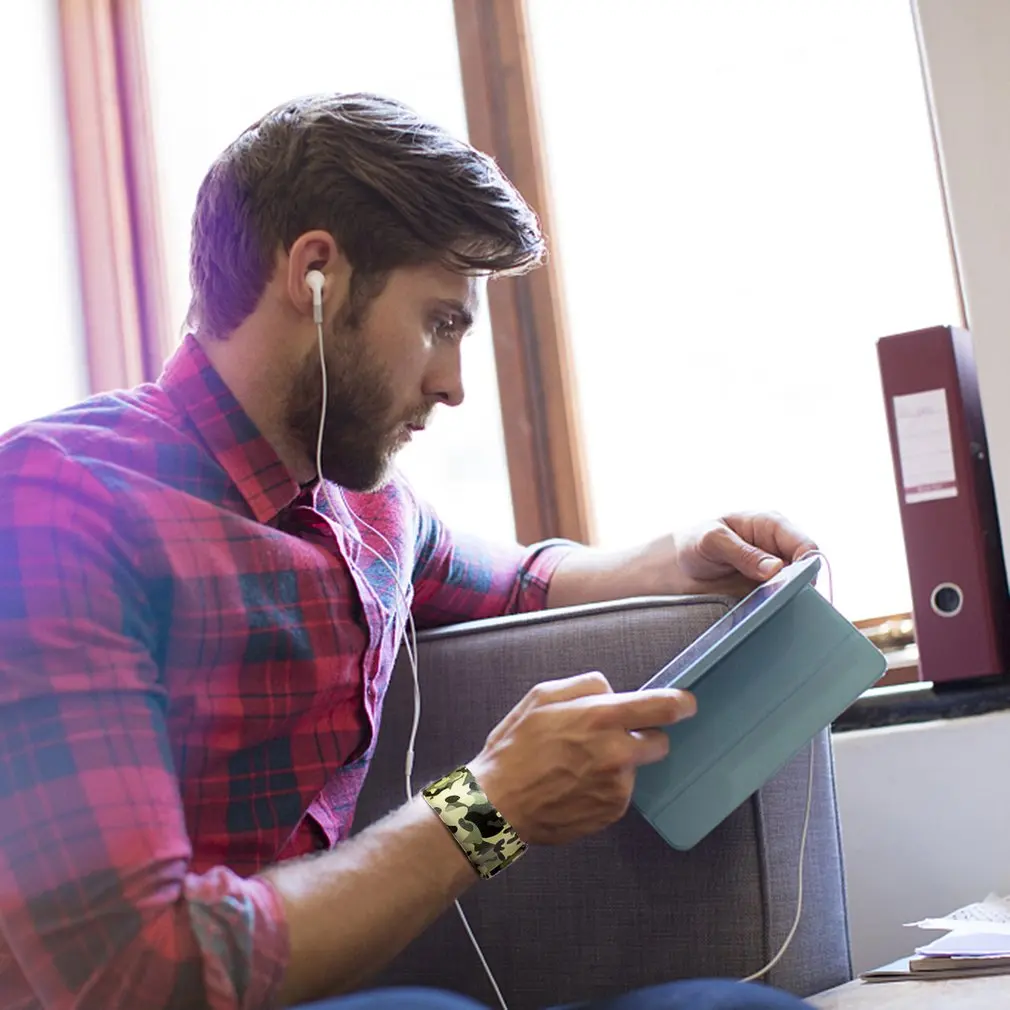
[285,317,414,491]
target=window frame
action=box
[58,0,171,391]
[55,0,968,645]
[453,0,595,546]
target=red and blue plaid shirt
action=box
[0,335,571,1010]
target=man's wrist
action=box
[407,794,478,888]
[421,766,527,880]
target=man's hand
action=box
[666,510,818,597]
[547,510,818,608]
[269,672,693,1005]
[469,672,696,844]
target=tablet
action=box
[640,555,822,693]
[632,556,886,850]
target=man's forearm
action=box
[546,514,800,608]
[546,536,674,609]
[262,795,477,1006]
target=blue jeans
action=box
[296,979,811,1009]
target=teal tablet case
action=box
[632,559,886,850]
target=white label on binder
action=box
[893,389,958,504]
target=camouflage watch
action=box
[422,766,528,879]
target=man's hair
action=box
[187,93,545,338]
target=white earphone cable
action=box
[309,283,823,1004]
[740,743,815,984]
[739,548,832,985]
[311,311,508,1010]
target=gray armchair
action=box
[353,596,852,1008]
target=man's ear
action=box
[284,230,352,321]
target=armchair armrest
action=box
[353,596,851,1007]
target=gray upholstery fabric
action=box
[352,597,852,1009]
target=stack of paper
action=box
[861,893,1010,983]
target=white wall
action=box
[914,0,1010,579]
[827,1,1010,978]
[832,713,1010,974]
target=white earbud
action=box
[306,270,325,324]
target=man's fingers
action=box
[708,523,783,581]
[762,513,818,565]
[502,671,614,733]
[627,728,672,766]
[524,671,614,711]
[583,689,697,731]
[722,512,818,577]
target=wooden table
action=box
[808,974,1010,1009]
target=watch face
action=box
[423,766,528,879]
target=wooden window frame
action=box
[58,0,170,392]
[453,0,595,546]
[110,0,173,380]
[59,0,938,654]
[856,611,922,685]
[64,0,593,549]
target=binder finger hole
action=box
[930,582,964,617]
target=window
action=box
[0,1,87,433]
[142,0,515,540]
[528,0,961,619]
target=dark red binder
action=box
[878,325,1010,685]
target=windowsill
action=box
[884,643,918,672]
[833,674,1010,732]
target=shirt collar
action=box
[158,334,301,525]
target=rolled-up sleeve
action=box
[0,438,288,1010]
[408,488,579,630]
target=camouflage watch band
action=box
[422,766,528,880]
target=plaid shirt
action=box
[0,335,571,1010]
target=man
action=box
[0,94,817,1010]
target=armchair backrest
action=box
[354,597,852,1007]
